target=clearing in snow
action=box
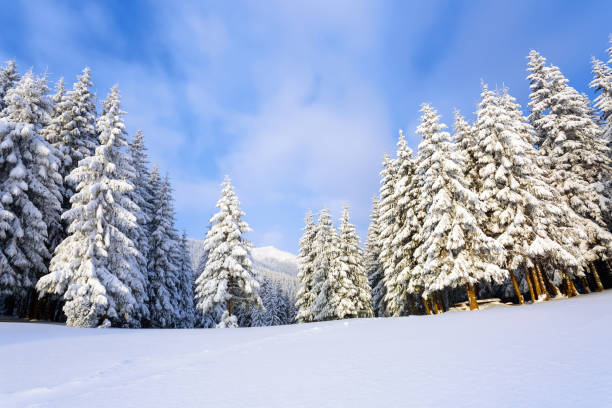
[1,291,611,408]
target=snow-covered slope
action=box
[2,292,611,407]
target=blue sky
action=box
[1,0,611,253]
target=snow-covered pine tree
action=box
[295,210,317,323]
[453,111,478,189]
[36,86,147,328]
[0,60,19,112]
[337,207,373,318]
[410,103,506,311]
[365,196,384,317]
[591,40,612,230]
[531,58,612,290]
[527,50,551,148]
[0,72,62,316]
[375,155,398,316]
[384,133,420,317]
[147,167,181,327]
[252,278,285,327]
[194,176,262,328]
[310,208,356,321]
[590,37,612,144]
[126,131,154,323]
[474,86,586,303]
[177,231,195,328]
[45,68,98,205]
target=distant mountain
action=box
[187,239,299,298]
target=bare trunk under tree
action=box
[509,271,524,304]
[466,283,479,311]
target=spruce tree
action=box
[177,231,195,328]
[411,104,505,311]
[295,211,317,323]
[590,37,612,143]
[0,60,19,112]
[384,133,420,316]
[126,131,154,322]
[36,86,146,327]
[310,208,356,321]
[0,72,62,305]
[375,155,398,316]
[337,207,373,317]
[475,86,585,302]
[531,58,612,289]
[147,167,181,327]
[194,176,262,328]
[527,50,551,148]
[365,196,384,316]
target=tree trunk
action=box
[566,276,579,297]
[423,297,432,315]
[431,296,439,314]
[437,292,446,313]
[538,264,559,298]
[509,271,524,304]
[580,276,591,294]
[525,271,536,302]
[589,263,604,292]
[466,283,479,311]
[536,267,550,300]
[531,269,542,299]
[226,298,234,316]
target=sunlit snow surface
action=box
[2,291,611,408]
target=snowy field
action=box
[2,292,611,408]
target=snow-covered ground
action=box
[2,291,611,408]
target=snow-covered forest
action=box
[295,39,612,320]
[2,37,612,329]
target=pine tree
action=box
[384,133,420,316]
[376,155,398,316]
[337,207,373,317]
[147,167,181,327]
[365,196,384,316]
[527,50,551,148]
[295,211,317,323]
[44,68,98,205]
[194,176,262,328]
[411,103,505,311]
[36,86,146,327]
[177,231,195,328]
[475,86,585,302]
[531,58,612,289]
[0,61,19,112]
[591,37,612,143]
[252,279,286,327]
[0,72,62,308]
[126,131,154,323]
[453,111,478,189]
[310,208,355,321]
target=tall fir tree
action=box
[365,196,384,317]
[310,208,355,321]
[0,60,19,112]
[147,167,181,327]
[295,211,317,323]
[384,133,420,316]
[337,207,373,317]
[0,72,62,309]
[476,86,586,302]
[529,56,612,289]
[177,231,195,328]
[194,176,262,328]
[36,86,146,327]
[376,155,398,316]
[411,104,505,311]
